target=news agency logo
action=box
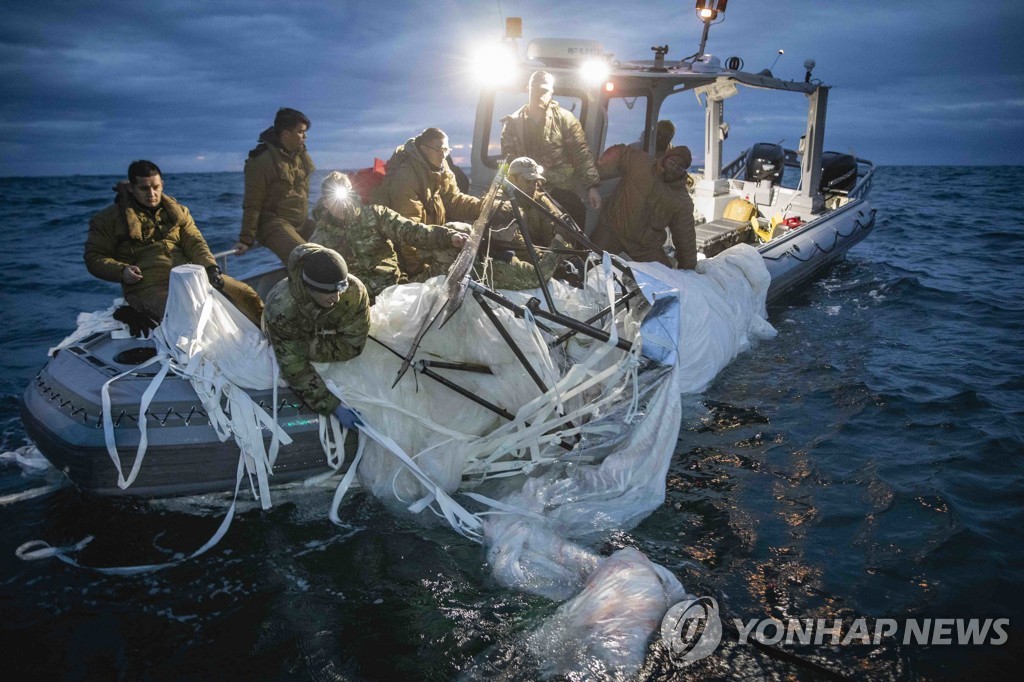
[660,598,1010,666]
[733,617,1010,647]
[660,596,723,663]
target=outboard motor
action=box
[819,151,857,193]
[744,143,786,185]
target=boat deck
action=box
[695,218,753,257]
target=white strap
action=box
[328,434,366,525]
[16,452,247,575]
[359,422,483,540]
[100,353,168,489]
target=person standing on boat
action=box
[590,145,697,269]
[315,172,557,301]
[262,244,370,426]
[500,70,602,230]
[312,172,469,302]
[372,127,487,276]
[233,108,316,264]
[84,160,265,327]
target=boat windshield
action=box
[603,94,649,151]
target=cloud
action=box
[0,0,1021,176]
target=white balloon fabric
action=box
[316,244,774,677]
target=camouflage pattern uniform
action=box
[311,197,555,296]
[310,201,463,302]
[495,183,564,250]
[591,144,696,269]
[239,127,316,262]
[85,186,264,325]
[262,243,371,415]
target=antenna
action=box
[803,58,816,83]
[758,49,783,78]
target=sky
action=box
[1,0,1022,177]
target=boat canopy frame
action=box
[470,50,834,216]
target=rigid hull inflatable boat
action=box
[22,7,877,501]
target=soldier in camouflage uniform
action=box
[85,160,264,327]
[233,108,316,264]
[501,71,602,230]
[497,157,564,249]
[313,172,560,300]
[262,244,370,418]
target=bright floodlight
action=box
[696,0,728,20]
[470,42,518,88]
[579,57,609,86]
[694,0,728,61]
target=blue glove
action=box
[333,404,363,430]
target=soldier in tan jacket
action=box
[85,160,264,327]
[373,127,483,227]
[591,145,697,269]
[372,127,485,276]
[233,108,316,263]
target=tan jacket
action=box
[239,127,315,245]
[85,188,217,295]
[501,102,601,192]
[596,145,696,269]
[372,138,482,226]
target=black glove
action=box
[206,265,225,290]
[493,249,515,264]
[112,304,159,338]
[556,256,586,288]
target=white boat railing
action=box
[847,159,875,201]
[211,249,235,273]
[720,149,875,205]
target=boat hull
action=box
[760,198,876,302]
[20,332,351,497]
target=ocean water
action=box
[1,167,1022,680]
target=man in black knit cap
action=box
[262,244,370,428]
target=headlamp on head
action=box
[320,171,359,222]
[329,183,350,203]
[302,274,349,294]
[321,171,354,206]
